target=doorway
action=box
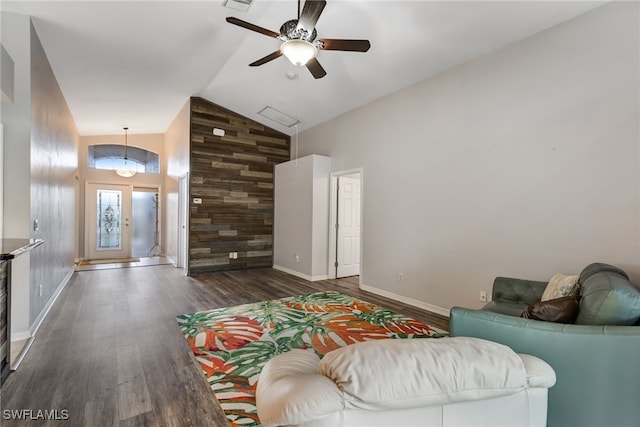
[177,173,189,275]
[85,182,161,261]
[329,170,363,279]
[131,188,160,258]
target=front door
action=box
[86,182,132,260]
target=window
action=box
[88,144,159,174]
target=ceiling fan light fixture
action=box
[280,39,317,66]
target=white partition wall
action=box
[274,155,331,281]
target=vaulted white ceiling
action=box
[1,1,606,136]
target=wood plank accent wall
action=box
[189,97,291,273]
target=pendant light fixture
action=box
[115,127,136,178]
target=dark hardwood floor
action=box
[0,265,448,426]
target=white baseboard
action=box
[13,268,74,341]
[29,267,74,337]
[273,265,328,282]
[10,336,35,370]
[10,331,31,342]
[359,282,450,318]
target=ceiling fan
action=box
[226,0,370,79]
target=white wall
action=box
[311,156,331,277]
[1,12,31,239]
[1,11,33,337]
[163,100,190,264]
[298,2,639,312]
[274,154,331,280]
[1,13,79,337]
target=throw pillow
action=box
[541,273,580,301]
[521,295,581,323]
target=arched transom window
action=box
[88,144,159,174]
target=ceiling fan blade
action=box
[306,57,327,79]
[297,0,326,33]
[226,17,280,38]
[319,39,371,52]
[249,51,283,67]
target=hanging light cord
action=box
[294,69,300,165]
[123,127,129,161]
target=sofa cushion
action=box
[518,353,557,388]
[541,273,580,301]
[575,270,640,325]
[317,337,527,410]
[483,300,529,317]
[521,295,580,323]
[492,277,546,305]
[256,349,343,427]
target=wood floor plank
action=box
[0,265,448,426]
[85,333,118,402]
[84,396,118,427]
[116,342,153,421]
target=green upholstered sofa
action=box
[450,263,640,427]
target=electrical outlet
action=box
[233,252,238,259]
[480,291,487,302]
[229,252,233,259]
[398,273,404,283]
[295,254,300,262]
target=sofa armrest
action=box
[491,276,547,305]
[449,307,640,427]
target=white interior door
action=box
[336,174,361,278]
[86,182,132,260]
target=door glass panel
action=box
[97,190,122,250]
[132,190,159,257]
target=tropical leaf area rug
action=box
[176,291,448,427]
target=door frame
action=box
[177,172,189,275]
[328,168,363,280]
[85,181,134,260]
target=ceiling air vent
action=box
[258,106,300,128]
[222,0,253,12]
